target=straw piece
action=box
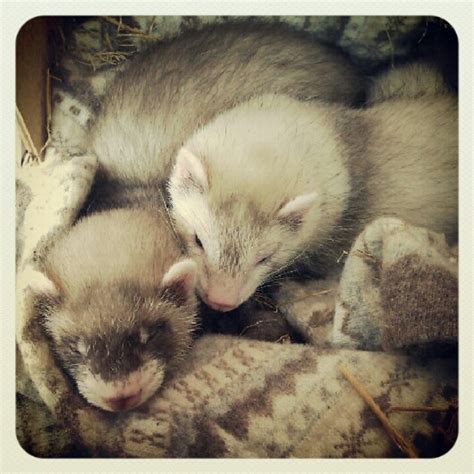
[16,106,39,161]
[339,365,418,458]
[103,16,161,40]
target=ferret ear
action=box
[24,269,63,320]
[161,258,197,305]
[277,192,318,230]
[170,148,209,193]
[26,269,61,299]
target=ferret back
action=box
[91,22,365,183]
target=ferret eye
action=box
[257,254,272,265]
[70,338,87,357]
[194,234,204,250]
[148,321,166,340]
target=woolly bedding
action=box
[16,16,458,458]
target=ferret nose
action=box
[104,390,142,412]
[204,280,242,312]
[206,299,238,312]
[205,293,240,312]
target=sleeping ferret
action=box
[34,208,198,412]
[167,63,457,312]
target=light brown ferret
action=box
[36,208,198,412]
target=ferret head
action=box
[37,258,197,412]
[168,147,318,312]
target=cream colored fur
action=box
[44,209,182,303]
[169,64,457,310]
[367,61,451,104]
[170,96,351,309]
[362,97,457,235]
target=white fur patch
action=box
[77,338,88,356]
[170,191,221,266]
[76,360,165,412]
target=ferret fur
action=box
[89,21,366,184]
[367,60,452,104]
[168,63,457,311]
[38,208,198,411]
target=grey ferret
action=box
[37,208,198,412]
[88,21,366,185]
[167,63,457,312]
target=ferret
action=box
[34,208,198,412]
[89,21,366,184]
[366,60,452,104]
[167,64,458,312]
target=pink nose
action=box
[206,298,238,312]
[104,390,142,411]
[204,291,241,312]
[204,281,241,312]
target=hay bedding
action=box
[16,16,458,458]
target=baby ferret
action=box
[89,21,365,184]
[36,208,198,412]
[168,65,457,312]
